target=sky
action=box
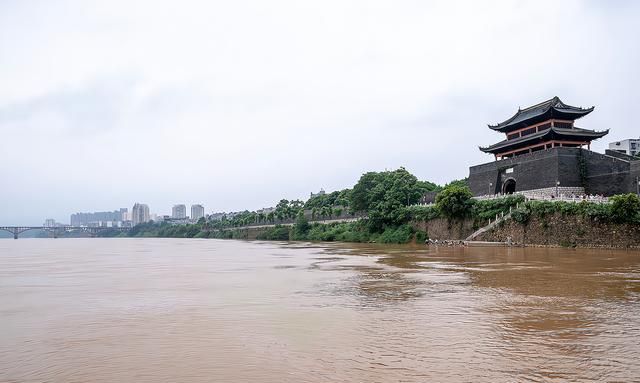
[1,0,639,225]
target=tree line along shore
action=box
[100,167,640,247]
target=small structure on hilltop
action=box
[468,97,640,198]
[310,189,326,199]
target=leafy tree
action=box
[275,199,290,220]
[292,212,310,239]
[435,184,474,218]
[304,189,352,210]
[445,178,469,188]
[609,193,640,223]
[350,167,425,231]
[320,206,331,220]
[416,180,442,194]
[256,225,290,240]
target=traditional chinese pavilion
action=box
[480,97,608,160]
[467,97,640,197]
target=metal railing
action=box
[473,193,609,204]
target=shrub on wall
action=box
[376,225,415,244]
[609,193,640,223]
[472,195,524,221]
[407,205,441,221]
[511,207,531,224]
[256,225,291,241]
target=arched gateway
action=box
[502,179,516,194]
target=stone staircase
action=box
[465,211,512,241]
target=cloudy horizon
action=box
[1,0,639,225]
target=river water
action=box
[1,239,639,382]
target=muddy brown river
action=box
[1,238,639,382]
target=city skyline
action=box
[2,1,640,226]
[55,202,210,226]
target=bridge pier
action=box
[14,232,18,239]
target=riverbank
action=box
[113,211,640,249]
[101,168,640,249]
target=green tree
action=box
[350,167,424,231]
[444,178,469,188]
[435,184,474,218]
[609,193,640,223]
[292,212,310,239]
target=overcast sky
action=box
[1,0,639,225]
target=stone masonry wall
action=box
[475,213,640,248]
[517,186,585,199]
[468,147,637,197]
[580,150,633,195]
[411,218,476,240]
[468,149,563,196]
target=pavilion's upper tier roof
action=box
[489,96,594,132]
[479,126,609,154]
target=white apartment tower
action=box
[191,204,205,221]
[132,203,150,226]
[172,204,187,219]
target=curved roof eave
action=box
[479,127,609,154]
[488,98,594,131]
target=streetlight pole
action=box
[489,182,493,196]
[556,180,560,198]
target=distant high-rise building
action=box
[44,218,56,227]
[191,204,205,221]
[172,204,187,219]
[70,208,129,226]
[132,203,150,226]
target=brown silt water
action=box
[1,238,639,382]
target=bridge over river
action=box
[0,226,131,239]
